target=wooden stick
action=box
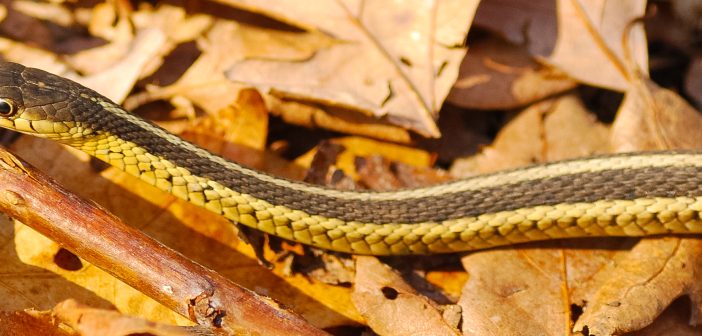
[0,147,328,336]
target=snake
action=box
[0,62,701,255]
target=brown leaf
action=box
[460,248,570,335]
[473,0,557,56]
[573,239,702,335]
[448,35,576,109]
[131,19,332,117]
[266,97,413,143]
[295,136,435,181]
[611,71,702,152]
[180,88,280,174]
[0,310,69,336]
[547,0,648,91]
[352,256,460,336]
[450,94,609,177]
[50,299,202,336]
[0,36,72,74]
[633,297,702,336]
[685,56,702,109]
[220,0,479,137]
[71,29,167,103]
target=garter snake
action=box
[1,62,701,255]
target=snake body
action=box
[0,62,701,255]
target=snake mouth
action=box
[0,119,13,129]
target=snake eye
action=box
[0,99,15,117]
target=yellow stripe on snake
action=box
[0,62,701,255]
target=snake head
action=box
[0,62,104,143]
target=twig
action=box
[0,146,328,336]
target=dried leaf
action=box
[71,29,167,103]
[352,256,460,336]
[685,56,702,109]
[460,248,570,335]
[451,94,609,177]
[51,299,200,336]
[573,239,702,335]
[611,71,702,152]
[547,0,648,91]
[0,310,68,336]
[135,19,331,116]
[221,0,479,137]
[634,298,702,336]
[448,35,576,109]
[266,96,413,143]
[132,4,213,45]
[0,37,71,74]
[180,88,272,171]
[473,0,557,56]
[295,136,434,181]
[13,1,73,26]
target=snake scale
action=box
[0,62,701,255]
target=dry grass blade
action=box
[0,147,327,336]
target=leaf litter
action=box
[0,0,700,335]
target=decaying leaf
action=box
[547,0,648,91]
[573,238,702,335]
[0,310,69,336]
[685,56,702,109]
[451,93,609,176]
[448,35,576,109]
[49,299,202,336]
[220,0,479,137]
[473,0,558,57]
[72,28,167,103]
[611,70,702,152]
[460,247,570,335]
[352,256,460,336]
[295,136,435,181]
[474,0,648,91]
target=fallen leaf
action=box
[50,299,201,336]
[0,310,68,336]
[71,28,167,103]
[12,0,72,26]
[352,256,460,336]
[460,247,570,335]
[0,37,72,74]
[265,96,413,143]
[611,71,702,152]
[450,93,609,177]
[295,136,435,181]
[547,0,648,91]
[633,297,702,336]
[130,19,332,117]
[573,238,702,335]
[473,0,557,57]
[448,33,576,110]
[474,0,648,92]
[221,0,479,137]
[684,56,702,109]
[132,4,213,45]
[180,88,272,171]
